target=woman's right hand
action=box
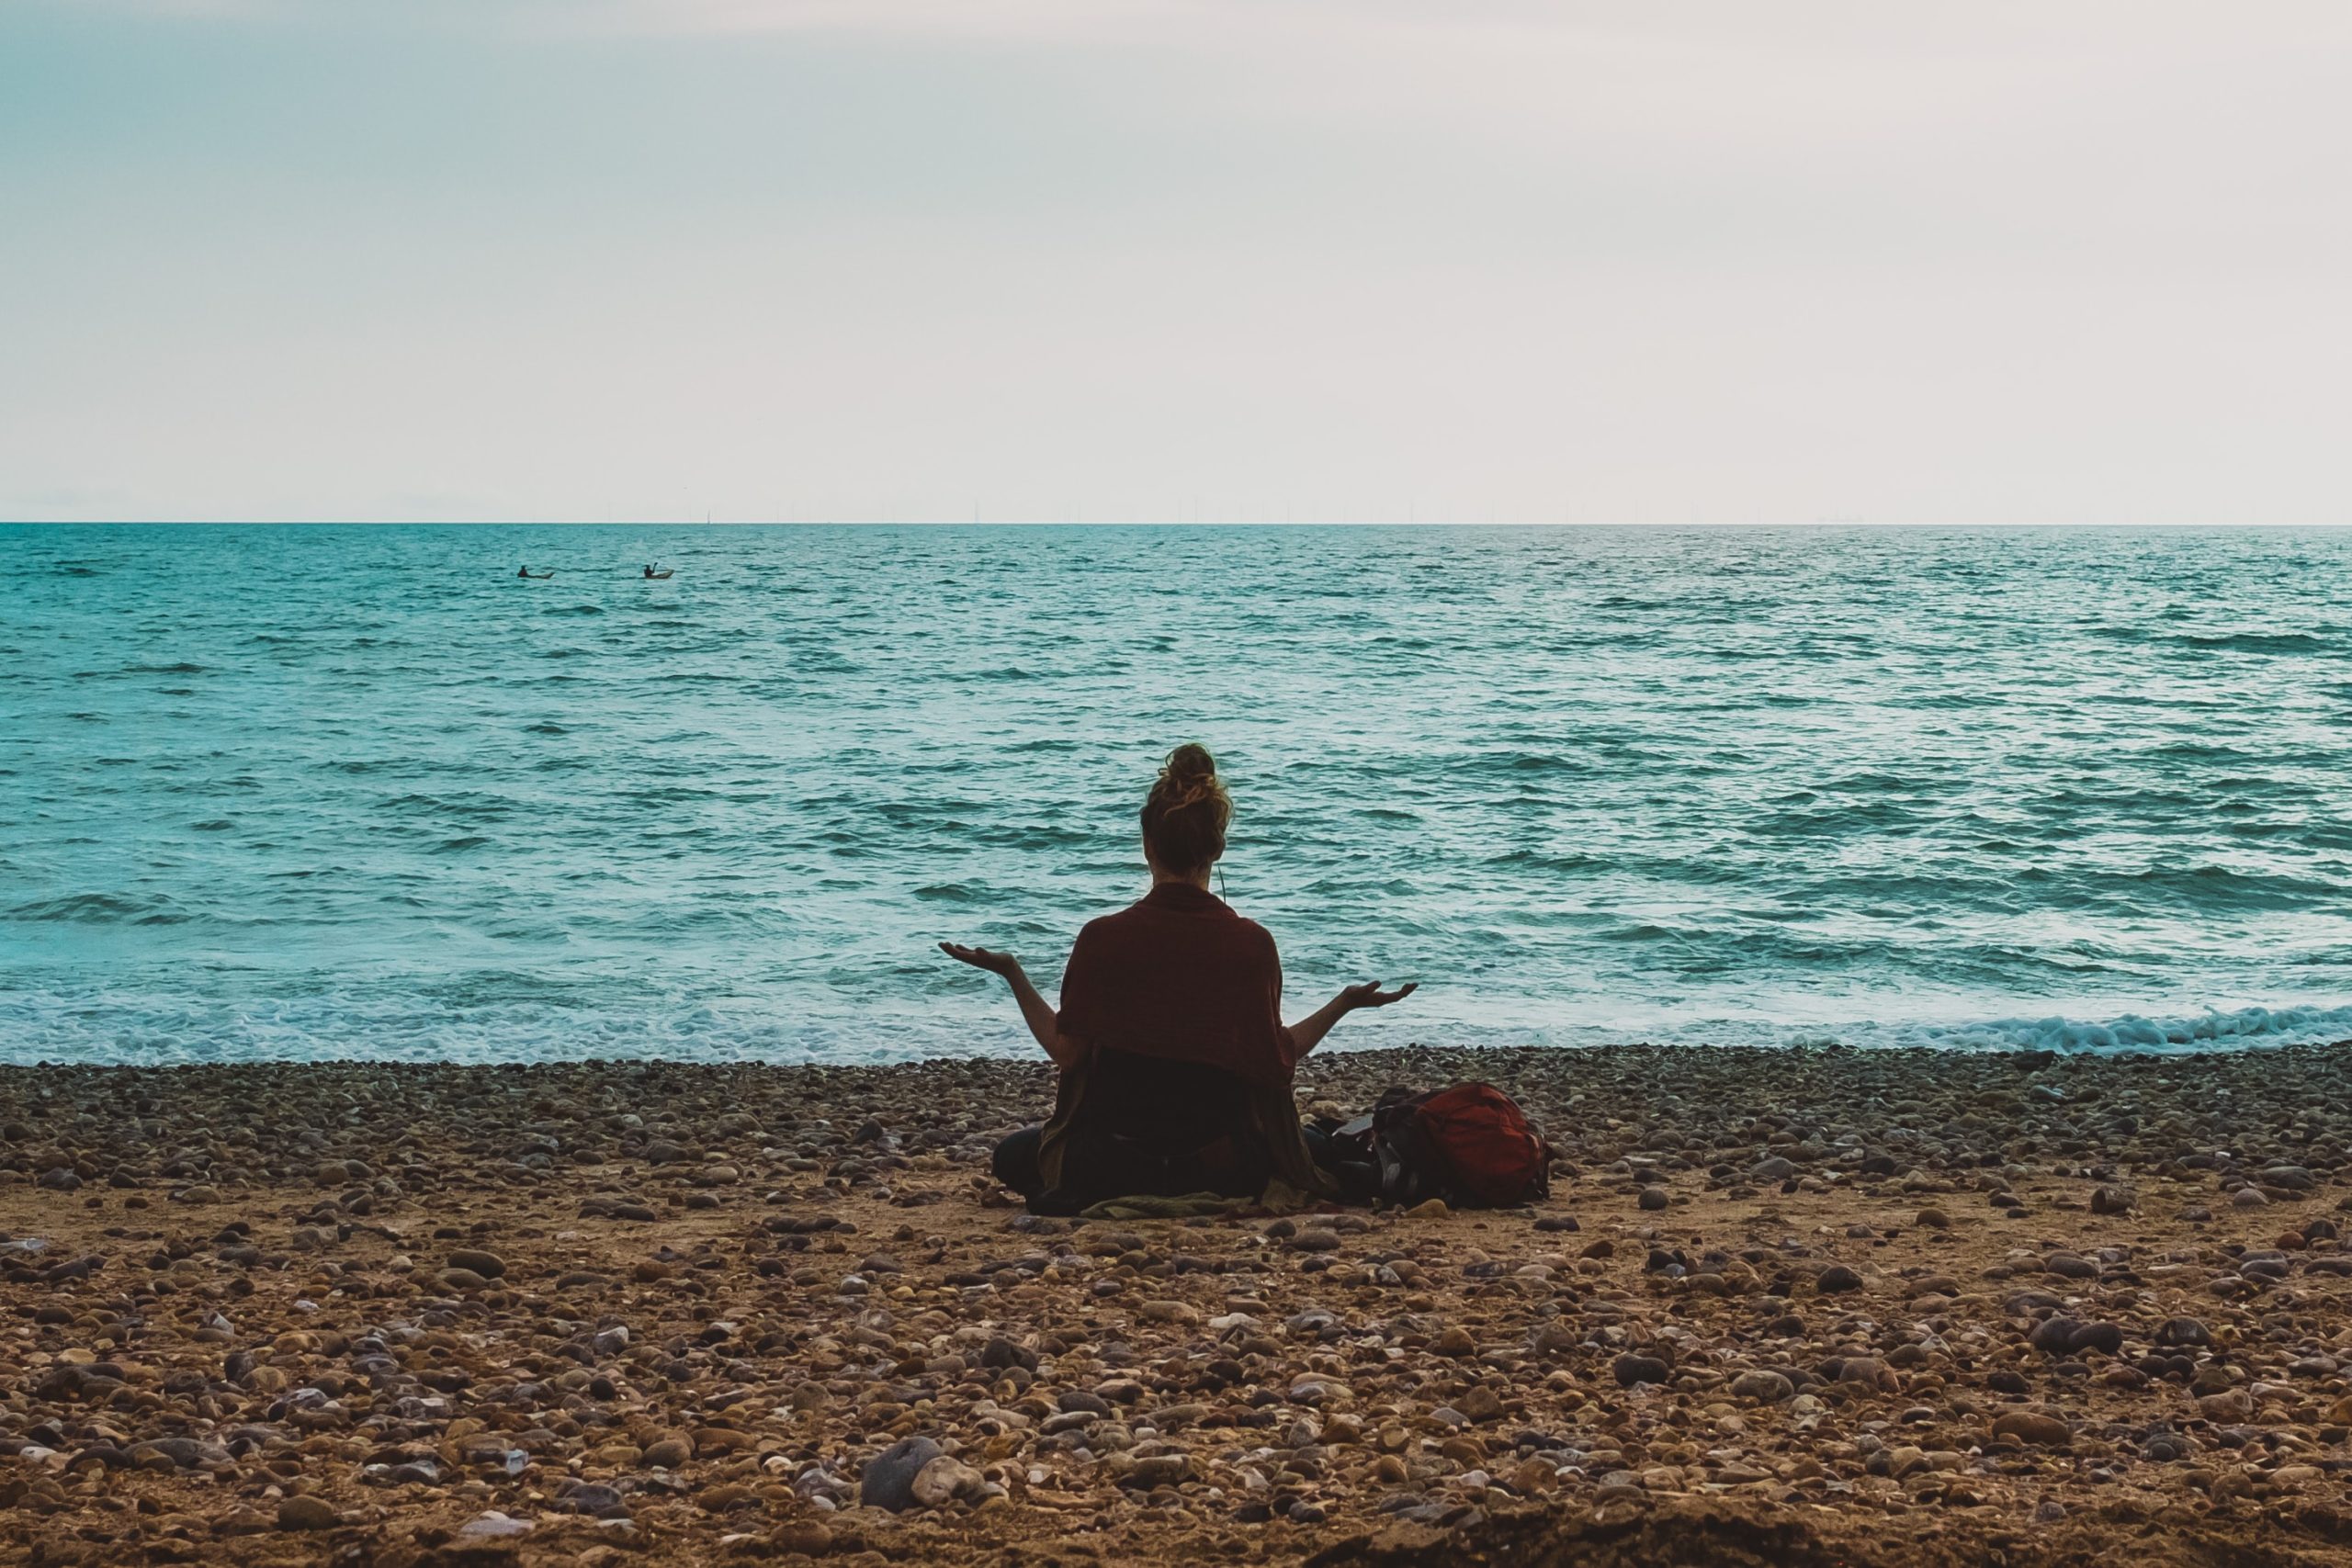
[939,942,1023,979]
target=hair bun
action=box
[1163,742,1217,785]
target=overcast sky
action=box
[3,1,2346,524]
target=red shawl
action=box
[1054,882,1301,1089]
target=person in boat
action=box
[941,743,1413,1212]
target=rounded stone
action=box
[859,1437,943,1512]
[277,1495,338,1531]
[1990,1412,2072,1448]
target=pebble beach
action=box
[10,1043,2352,1567]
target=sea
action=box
[6,523,2351,1066]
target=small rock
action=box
[1990,1412,2072,1448]
[770,1521,834,1555]
[1456,1385,1504,1423]
[910,1454,985,1507]
[2154,1317,2211,1348]
[1125,1454,1192,1487]
[559,1483,628,1517]
[277,1495,338,1531]
[859,1437,942,1512]
[2199,1388,2254,1422]
[457,1512,533,1539]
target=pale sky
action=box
[3,1,2347,524]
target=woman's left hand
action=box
[1340,980,1418,1010]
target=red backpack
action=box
[1335,1083,1552,1209]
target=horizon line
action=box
[6,518,2349,530]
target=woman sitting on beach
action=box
[941,744,1413,1213]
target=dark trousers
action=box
[990,1122,1367,1207]
[992,1125,1047,1199]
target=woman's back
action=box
[1057,882,1296,1088]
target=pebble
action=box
[277,1495,338,1531]
[911,1454,987,1506]
[1990,1413,2073,1449]
[1730,1370,1795,1403]
[860,1437,944,1512]
[458,1511,534,1539]
[771,1521,835,1554]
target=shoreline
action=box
[8,1043,2352,1565]
[10,997,2352,1072]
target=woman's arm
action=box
[939,942,1082,1068]
[1286,979,1418,1059]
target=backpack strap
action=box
[1375,1139,1408,1207]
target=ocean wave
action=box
[0,987,2346,1067]
[1797,1003,2352,1055]
[2166,630,2332,655]
[6,891,189,925]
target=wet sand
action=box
[7,1043,2352,1566]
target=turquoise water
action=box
[6,523,2352,1065]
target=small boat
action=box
[517,567,554,580]
[642,564,673,581]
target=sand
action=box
[6,1043,2352,1566]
